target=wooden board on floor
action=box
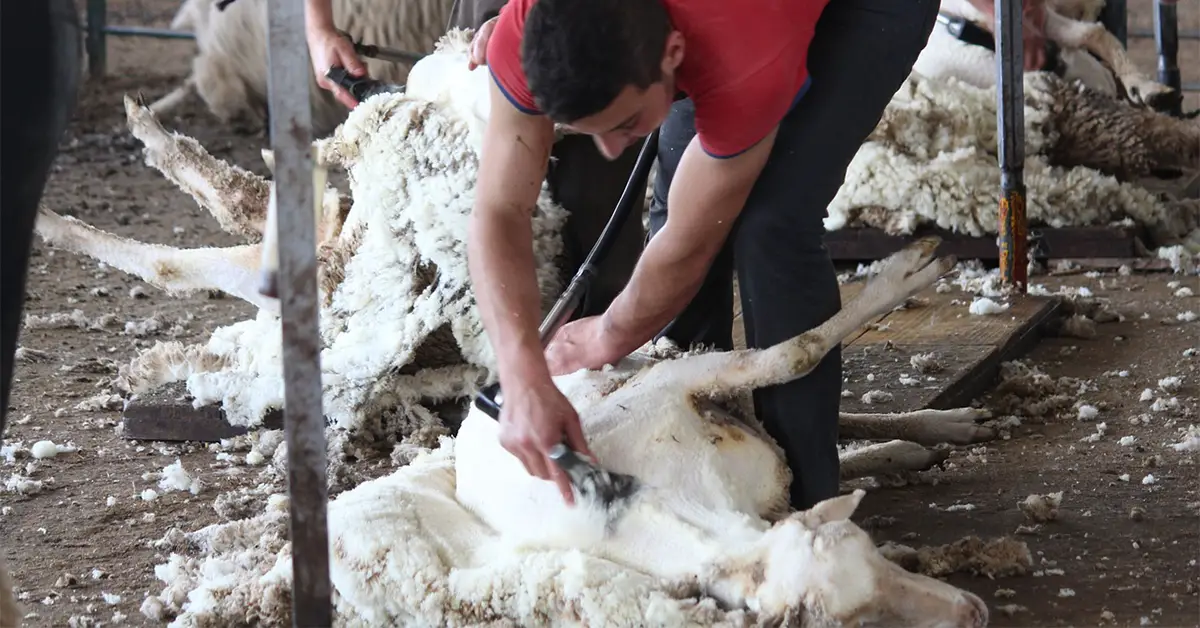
[837,286,1060,413]
[823,225,1149,262]
[121,381,283,442]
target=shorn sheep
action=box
[150,0,455,137]
[916,0,1179,111]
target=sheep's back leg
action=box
[667,237,954,396]
[1042,9,1175,109]
[839,407,996,445]
[35,207,277,312]
[839,439,949,480]
[124,94,270,241]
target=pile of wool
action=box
[116,85,570,445]
[141,438,751,627]
[826,71,1200,244]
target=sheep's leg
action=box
[146,74,196,118]
[839,439,949,480]
[35,207,278,312]
[839,407,996,445]
[1042,9,1175,109]
[673,236,954,395]
[123,94,270,241]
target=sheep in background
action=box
[916,0,1178,111]
[151,0,455,137]
[825,70,1200,249]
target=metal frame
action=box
[995,0,1028,291]
[262,0,333,624]
[85,0,195,77]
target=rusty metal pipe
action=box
[994,0,1027,292]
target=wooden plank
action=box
[121,381,283,442]
[841,289,1060,412]
[840,344,996,413]
[823,225,1147,262]
[852,290,1052,346]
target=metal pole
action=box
[1154,0,1182,117]
[86,0,107,77]
[995,0,1027,292]
[264,0,332,625]
[1099,0,1127,46]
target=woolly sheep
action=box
[916,0,1177,110]
[152,0,455,137]
[143,238,991,627]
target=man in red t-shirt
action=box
[466,0,940,509]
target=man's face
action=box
[561,31,685,160]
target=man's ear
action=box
[661,30,685,75]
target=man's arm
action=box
[598,128,778,357]
[468,76,559,387]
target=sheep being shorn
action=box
[143,238,990,627]
[825,70,1200,249]
[152,0,456,137]
[917,0,1177,111]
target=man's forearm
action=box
[600,227,717,356]
[468,206,555,387]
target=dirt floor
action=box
[1,1,1198,626]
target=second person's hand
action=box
[307,25,369,108]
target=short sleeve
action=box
[485,1,542,115]
[693,73,812,159]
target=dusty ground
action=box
[1,0,1197,626]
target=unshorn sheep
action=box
[151,0,455,137]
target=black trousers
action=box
[1,0,84,439]
[649,0,940,510]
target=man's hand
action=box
[467,16,499,70]
[496,379,595,506]
[967,0,1048,71]
[544,316,625,376]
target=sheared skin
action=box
[452,238,988,626]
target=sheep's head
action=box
[748,489,989,628]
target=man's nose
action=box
[593,133,633,160]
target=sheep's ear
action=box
[792,489,866,529]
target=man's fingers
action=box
[548,463,576,506]
[562,416,593,462]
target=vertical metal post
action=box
[86,0,107,77]
[264,0,332,625]
[1099,0,1127,47]
[1154,0,1182,116]
[994,0,1027,292]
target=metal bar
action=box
[102,25,196,40]
[1154,0,1182,117]
[264,0,332,624]
[86,0,107,77]
[994,0,1027,292]
[1099,0,1127,46]
[1130,28,1200,40]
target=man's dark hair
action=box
[522,0,672,123]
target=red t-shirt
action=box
[486,0,830,158]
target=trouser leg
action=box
[546,136,645,318]
[447,0,506,30]
[1,0,83,440]
[650,0,940,510]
